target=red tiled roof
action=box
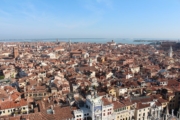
[0,99,28,110]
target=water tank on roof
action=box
[47,109,53,114]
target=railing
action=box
[114,109,135,115]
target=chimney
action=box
[134,102,137,108]
[9,95,11,100]
[24,86,26,92]
[31,104,34,109]
[140,88,143,95]
[91,91,94,99]
[108,96,112,102]
[1,86,4,90]
[51,105,53,110]
[106,94,108,98]
[48,98,50,103]
[53,110,55,114]
[113,96,117,101]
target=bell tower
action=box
[168,46,173,58]
[69,40,71,51]
[13,47,19,58]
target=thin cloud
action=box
[0,9,11,16]
[19,1,47,22]
[96,0,113,9]
[56,17,101,29]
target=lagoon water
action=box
[0,38,148,44]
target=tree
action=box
[11,73,14,78]
[0,75,4,80]
[85,85,89,91]
[92,85,97,90]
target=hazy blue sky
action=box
[0,0,180,39]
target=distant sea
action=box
[0,38,148,44]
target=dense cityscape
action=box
[0,40,180,120]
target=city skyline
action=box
[0,0,180,39]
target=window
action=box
[143,113,145,116]
[103,113,105,116]
[139,114,141,116]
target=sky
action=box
[0,0,180,39]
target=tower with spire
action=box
[69,40,71,51]
[168,46,173,58]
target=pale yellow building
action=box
[0,99,33,116]
[108,87,117,97]
[134,103,150,120]
[113,99,135,120]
